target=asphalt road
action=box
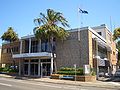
[0,78,118,90]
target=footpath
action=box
[0,74,120,89]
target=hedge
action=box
[57,67,84,75]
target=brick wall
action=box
[1,41,20,65]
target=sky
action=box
[0,0,120,45]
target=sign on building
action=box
[83,65,90,75]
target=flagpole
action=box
[81,12,83,27]
[77,7,81,41]
[110,16,113,33]
[78,8,88,28]
[78,7,81,28]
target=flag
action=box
[79,8,88,14]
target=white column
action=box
[41,63,43,78]
[39,39,41,52]
[29,38,31,53]
[38,59,40,76]
[28,60,30,76]
[51,57,54,75]
[20,40,22,54]
[19,60,21,76]
[19,40,22,76]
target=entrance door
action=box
[30,64,38,76]
[42,63,51,76]
[24,64,28,75]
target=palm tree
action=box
[33,9,69,73]
[1,27,19,69]
[113,27,120,66]
[113,27,120,40]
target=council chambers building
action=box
[1,24,117,77]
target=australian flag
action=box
[79,8,88,14]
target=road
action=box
[0,78,118,90]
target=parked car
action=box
[114,69,120,77]
[99,72,104,77]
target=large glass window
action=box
[25,40,29,53]
[41,40,50,52]
[31,40,38,53]
[41,39,56,52]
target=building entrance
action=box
[23,59,51,77]
[42,63,51,76]
[30,63,38,76]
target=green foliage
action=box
[33,9,69,41]
[116,41,120,61]
[57,71,83,75]
[0,68,4,72]
[2,67,10,73]
[0,67,18,73]
[57,67,84,75]
[1,27,19,42]
[90,68,96,76]
[113,27,120,40]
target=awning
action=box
[13,52,53,59]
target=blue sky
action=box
[0,0,120,44]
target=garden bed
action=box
[51,74,96,82]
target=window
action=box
[31,40,38,53]
[3,49,7,53]
[12,47,19,53]
[41,40,50,52]
[97,32,102,35]
[7,48,11,53]
[113,51,115,55]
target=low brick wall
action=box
[51,74,59,79]
[76,76,96,82]
[51,74,96,82]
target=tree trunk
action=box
[10,44,16,70]
[50,37,57,73]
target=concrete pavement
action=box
[0,78,115,90]
[0,74,120,89]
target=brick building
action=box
[1,24,117,77]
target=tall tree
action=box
[1,27,19,69]
[113,27,120,40]
[113,27,120,65]
[116,41,120,61]
[33,9,69,73]
[1,27,18,42]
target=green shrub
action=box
[57,67,84,75]
[90,68,96,76]
[59,67,75,71]
[3,67,9,73]
[9,69,18,73]
[0,68,4,72]
[0,67,18,73]
[57,71,83,75]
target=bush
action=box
[0,67,18,73]
[57,71,83,75]
[90,68,96,76]
[9,68,18,73]
[3,67,9,72]
[0,68,4,72]
[59,67,75,71]
[57,67,84,75]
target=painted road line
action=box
[109,82,120,86]
[0,83,12,87]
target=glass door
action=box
[42,63,51,76]
[24,64,28,75]
[30,63,38,76]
